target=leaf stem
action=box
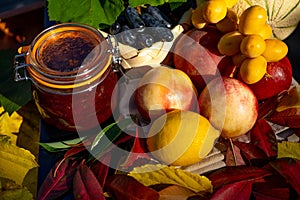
[229,138,237,166]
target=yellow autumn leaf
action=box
[0,106,23,145]
[0,138,38,185]
[278,141,300,160]
[276,86,300,112]
[159,185,197,200]
[128,164,213,193]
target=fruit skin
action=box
[238,5,267,35]
[217,30,244,56]
[198,77,258,138]
[173,28,234,92]
[146,110,220,166]
[134,66,198,122]
[203,0,228,23]
[247,56,293,101]
[239,56,267,84]
[216,9,239,33]
[191,6,207,29]
[240,34,266,58]
[262,39,288,62]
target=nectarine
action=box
[198,77,258,138]
[173,28,235,92]
[134,66,198,122]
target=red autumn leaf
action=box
[252,192,289,200]
[250,119,278,159]
[63,136,95,158]
[268,108,300,128]
[268,158,300,196]
[210,180,253,200]
[73,164,105,200]
[252,175,291,200]
[225,144,246,166]
[233,141,269,166]
[90,152,112,187]
[37,158,79,200]
[105,174,160,200]
[206,165,272,189]
[258,95,280,119]
[293,128,300,138]
[121,127,152,169]
[64,145,87,159]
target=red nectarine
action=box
[198,77,258,138]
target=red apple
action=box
[134,66,198,122]
[198,77,258,138]
[172,27,235,92]
[246,56,293,101]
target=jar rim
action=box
[26,23,112,89]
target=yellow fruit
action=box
[257,23,273,39]
[191,6,207,29]
[217,31,244,56]
[262,39,288,62]
[238,5,267,35]
[232,52,247,68]
[232,0,300,40]
[216,9,239,33]
[203,0,228,23]
[146,110,220,166]
[240,56,267,84]
[240,34,266,58]
[224,0,238,8]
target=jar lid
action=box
[27,23,112,89]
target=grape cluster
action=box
[110,5,174,49]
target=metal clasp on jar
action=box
[106,34,130,83]
[13,51,31,82]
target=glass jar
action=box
[14,23,120,132]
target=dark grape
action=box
[124,6,145,32]
[118,25,137,46]
[151,27,174,42]
[146,6,172,29]
[136,33,154,48]
[140,13,164,27]
[110,22,121,35]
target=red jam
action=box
[24,23,118,132]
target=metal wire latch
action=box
[13,53,31,82]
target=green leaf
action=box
[128,0,186,8]
[39,137,85,152]
[0,50,32,109]
[47,0,125,28]
[278,141,300,160]
[91,118,132,154]
[47,0,187,28]
[0,95,21,115]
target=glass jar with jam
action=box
[14,23,120,132]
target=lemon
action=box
[232,0,300,40]
[146,110,220,166]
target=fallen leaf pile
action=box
[0,106,37,199]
